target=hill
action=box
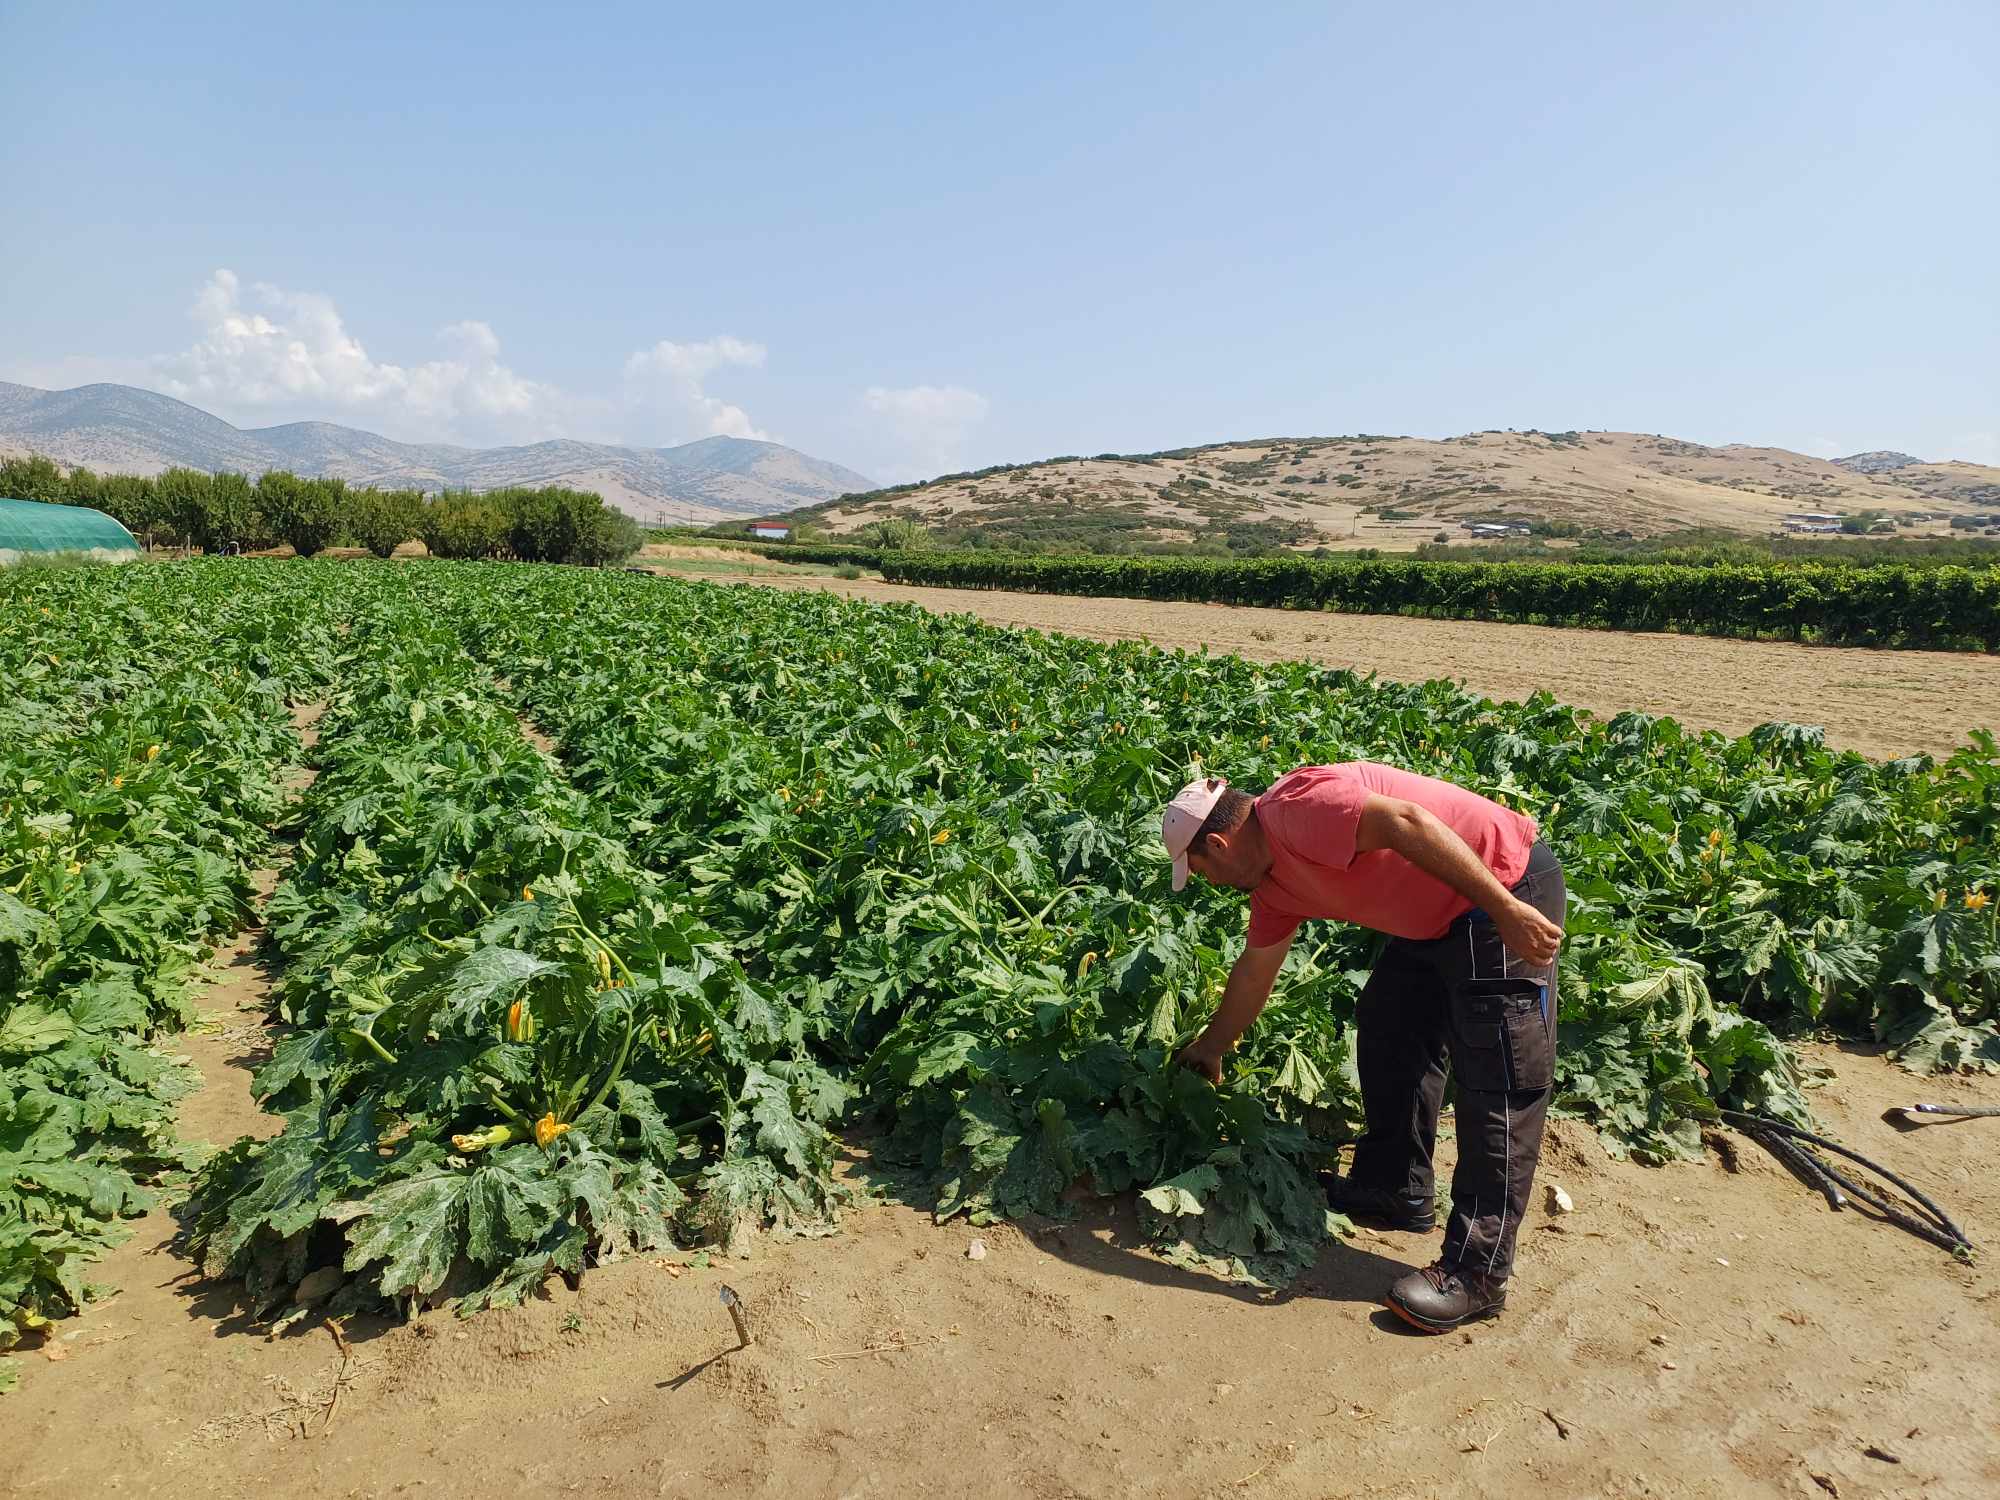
[779,430,2000,552]
[0,381,874,522]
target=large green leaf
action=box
[437,947,559,1025]
[1139,1163,1220,1218]
[464,1147,566,1265]
[0,1006,74,1056]
[341,1168,471,1298]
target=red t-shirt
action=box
[1245,763,1538,947]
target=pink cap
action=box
[1161,777,1228,891]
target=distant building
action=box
[749,523,792,540]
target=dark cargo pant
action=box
[1347,842,1564,1281]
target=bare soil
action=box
[9,1019,1998,1499]
[630,543,846,581]
[750,575,2000,761]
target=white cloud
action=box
[860,384,991,480]
[147,271,574,443]
[34,269,773,449]
[623,337,769,440]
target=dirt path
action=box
[744,576,2000,761]
[9,1041,1997,1499]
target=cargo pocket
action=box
[1449,978,1554,1093]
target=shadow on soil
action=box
[659,1347,752,1391]
[844,1138,1418,1315]
[163,1255,435,1351]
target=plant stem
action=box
[350,1027,398,1065]
[576,1012,638,1121]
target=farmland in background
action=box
[712,539,2000,652]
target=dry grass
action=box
[639,543,767,562]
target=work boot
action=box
[1324,1176,1437,1232]
[1385,1261,1507,1333]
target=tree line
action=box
[877,549,2000,651]
[1414,528,2000,571]
[0,454,643,566]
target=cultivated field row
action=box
[5,560,1996,1370]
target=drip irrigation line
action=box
[1733,1113,1972,1247]
[1719,1109,1975,1260]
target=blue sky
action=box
[3,1,1995,480]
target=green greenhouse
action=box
[0,496,143,565]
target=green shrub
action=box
[564,496,644,566]
[347,488,425,558]
[420,493,511,559]
[256,472,345,557]
[0,455,67,503]
[858,517,930,550]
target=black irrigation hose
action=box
[1727,1112,1973,1251]
[1739,1113,1975,1248]
[1806,1156,1975,1258]
[1719,1109,1977,1260]
[1753,1124,1846,1212]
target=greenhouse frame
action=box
[0,496,144,565]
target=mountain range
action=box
[0,381,875,522]
[10,380,1997,549]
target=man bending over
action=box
[1162,764,1564,1332]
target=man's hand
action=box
[1494,897,1563,968]
[1176,1033,1228,1085]
[1175,939,1288,1087]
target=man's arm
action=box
[1176,935,1293,1083]
[1356,794,1561,965]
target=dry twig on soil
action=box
[807,1331,946,1363]
[318,1319,354,1437]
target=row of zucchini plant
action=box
[0,565,348,1374]
[188,587,849,1321]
